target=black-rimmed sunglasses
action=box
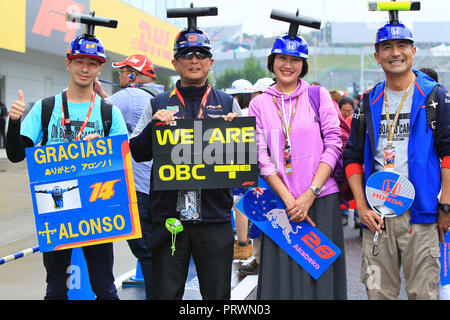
[177,51,211,60]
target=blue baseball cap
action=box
[173,28,212,57]
[66,34,106,63]
[271,34,309,59]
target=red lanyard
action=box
[175,85,212,119]
[61,92,96,142]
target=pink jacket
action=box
[248,80,342,198]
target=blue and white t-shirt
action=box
[21,92,128,145]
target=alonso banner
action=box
[237,178,341,280]
[25,135,141,252]
[152,117,258,191]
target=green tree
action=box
[241,55,270,84]
[214,68,241,90]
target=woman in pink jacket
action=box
[248,33,347,300]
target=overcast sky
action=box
[192,0,448,37]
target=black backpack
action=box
[135,85,160,98]
[40,94,112,146]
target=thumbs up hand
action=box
[9,90,25,121]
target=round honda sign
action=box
[365,171,415,217]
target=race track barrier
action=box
[0,245,95,300]
[0,246,40,265]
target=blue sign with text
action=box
[236,178,341,280]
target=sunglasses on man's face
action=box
[177,51,210,60]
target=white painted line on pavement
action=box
[115,269,258,300]
[115,268,136,289]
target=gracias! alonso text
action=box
[33,138,114,164]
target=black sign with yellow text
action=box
[152,117,258,190]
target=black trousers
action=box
[42,243,118,300]
[127,191,153,300]
[152,222,234,300]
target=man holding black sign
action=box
[130,5,242,300]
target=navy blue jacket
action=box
[344,70,450,224]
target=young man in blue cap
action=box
[6,33,128,300]
[344,14,450,299]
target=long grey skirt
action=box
[256,193,347,300]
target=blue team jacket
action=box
[344,69,450,224]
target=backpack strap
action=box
[41,95,114,143]
[100,98,113,137]
[360,92,369,152]
[135,85,159,97]
[40,96,55,146]
[308,85,322,123]
[425,84,439,138]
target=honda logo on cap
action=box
[286,41,297,51]
[391,27,401,36]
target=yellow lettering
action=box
[242,127,255,143]
[102,216,113,232]
[227,128,241,143]
[90,218,102,234]
[113,215,125,230]
[56,216,127,240]
[59,224,69,239]
[68,223,79,238]
[156,129,180,145]
[85,142,97,157]
[107,138,113,154]
[67,144,79,159]
[209,128,225,144]
[79,220,90,236]
[58,145,69,161]
[192,164,206,180]
[34,149,46,164]
[46,147,57,163]
[180,129,194,144]
[176,165,191,180]
[79,142,85,158]
[159,165,175,181]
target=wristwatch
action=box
[309,185,322,196]
[439,203,450,214]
